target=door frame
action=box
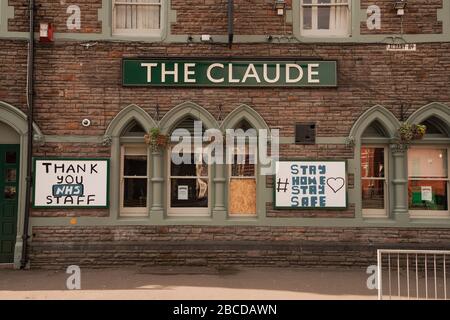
[0,101,43,268]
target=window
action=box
[168,148,210,216]
[228,120,257,216]
[229,145,257,216]
[120,145,149,216]
[167,117,210,216]
[113,0,162,36]
[408,147,449,218]
[361,146,388,217]
[300,0,350,37]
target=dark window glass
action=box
[303,7,312,29]
[170,153,207,177]
[5,152,16,164]
[362,179,385,209]
[361,148,385,178]
[170,178,208,208]
[124,155,147,176]
[231,154,255,177]
[123,178,147,207]
[318,0,331,29]
[6,169,16,182]
[4,186,16,200]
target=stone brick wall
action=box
[33,143,111,158]
[0,40,28,113]
[171,0,293,35]
[361,0,443,35]
[1,41,449,137]
[29,226,450,268]
[266,203,355,218]
[8,0,102,33]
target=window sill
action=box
[409,212,450,219]
[300,32,351,38]
[119,213,149,219]
[110,34,164,42]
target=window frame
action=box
[166,146,211,217]
[407,145,450,219]
[361,145,389,218]
[120,144,149,217]
[112,0,163,37]
[300,0,351,38]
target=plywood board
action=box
[229,178,256,215]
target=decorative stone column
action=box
[151,150,164,219]
[213,162,227,220]
[390,143,409,222]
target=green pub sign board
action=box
[122,59,337,87]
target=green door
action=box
[0,145,20,263]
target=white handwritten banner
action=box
[33,159,109,208]
[274,161,347,209]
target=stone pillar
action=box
[151,150,164,219]
[390,143,409,222]
[213,162,227,220]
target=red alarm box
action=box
[39,23,54,42]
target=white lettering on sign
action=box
[274,161,347,209]
[285,64,303,83]
[138,62,328,85]
[162,63,178,83]
[228,63,240,83]
[263,64,280,83]
[207,63,225,83]
[242,64,261,83]
[308,63,320,84]
[141,63,158,82]
[184,63,196,83]
[33,159,109,207]
[66,5,81,30]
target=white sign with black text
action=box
[274,161,347,209]
[33,159,109,207]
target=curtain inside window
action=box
[331,0,348,32]
[115,0,161,30]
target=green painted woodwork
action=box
[0,144,19,263]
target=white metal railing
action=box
[377,249,450,300]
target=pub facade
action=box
[0,0,449,268]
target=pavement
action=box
[0,265,377,300]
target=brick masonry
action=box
[171,0,293,35]
[2,40,450,139]
[30,226,450,269]
[360,0,443,35]
[8,0,102,33]
[1,1,450,268]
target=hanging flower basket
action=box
[412,124,426,140]
[398,123,426,143]
[144,127,169,151]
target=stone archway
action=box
[0,101,42,268]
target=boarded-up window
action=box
[228,120,257,216]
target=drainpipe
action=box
[21,0,35,269]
